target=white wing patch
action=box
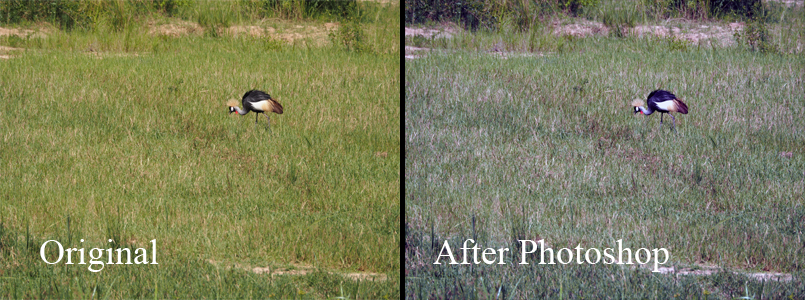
[251,100,270,113]
[654,100,677,112]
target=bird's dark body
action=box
[647,90,688,114]
[242,90,284,115]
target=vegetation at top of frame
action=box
[405,0,792,31]
[0,0,360,30]
[406,0,802,55]
[0,0,398,54]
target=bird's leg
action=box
[265,115,272,133]
[660,113,664,124]
[670,114,676,129]
[254,113,258,124]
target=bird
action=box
[227,90,284,132]
[632,89,688,128]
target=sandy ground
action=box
[0,26,50,38]
[0,25,52,58]
[148,19,339,47]
[552,18,746,47]
[651,264,793,282]
[207,259,389,281]
[0,45,23,59]
[0,19,339,59]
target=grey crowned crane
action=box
[227,90,284,132]
[632,89,688,128]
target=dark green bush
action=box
[645,0,766,21]
[405,0,599,32]
[735,19,778,53]
[153,0,190,17]
[328,14,371,53]
[404,0,489,30]
[601,5,639,38]
[708,0,760,19]
[303,0,357,19]
[0,0,356,31]
[0,0,82,29]
[253,0,358,20]
[195,6,230,38]
[559,0,600,16]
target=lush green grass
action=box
[405,22,805,299]
[0,2,399,298]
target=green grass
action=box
[405,22,805,299]
[0,1,399,298]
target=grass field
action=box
[0,1,399,298]
[405,5,805,299]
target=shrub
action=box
[253,0,357,20]
[153,0,191,17]
[405,0,600,32]
[0,0,82,30]
[559,0,599,16]
[329,14,370,53]
[735,19,778,53]
[195,5,231,38]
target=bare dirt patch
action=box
[227,25,276,37]
[551,18,745,46]
[147,18,337,46]
[0,45,24,59]
[769,0,804,6]
[268,22,338,46]
[86,51,142,59]
[405,23,461,39]
[488,50,544,59]
[357,0,396,4]
[649,263,793,282]
[207,259,388,281]
[553,19,610,37]
[405,45,430,59]
[630,22,744,46]
[148,19,204,37]
[0,27,33,37]
[0,26,50,38]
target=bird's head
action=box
[631,99,645,115]
[227,99,240,114]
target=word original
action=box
[434,239,669,272]
[40,239,158,272]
